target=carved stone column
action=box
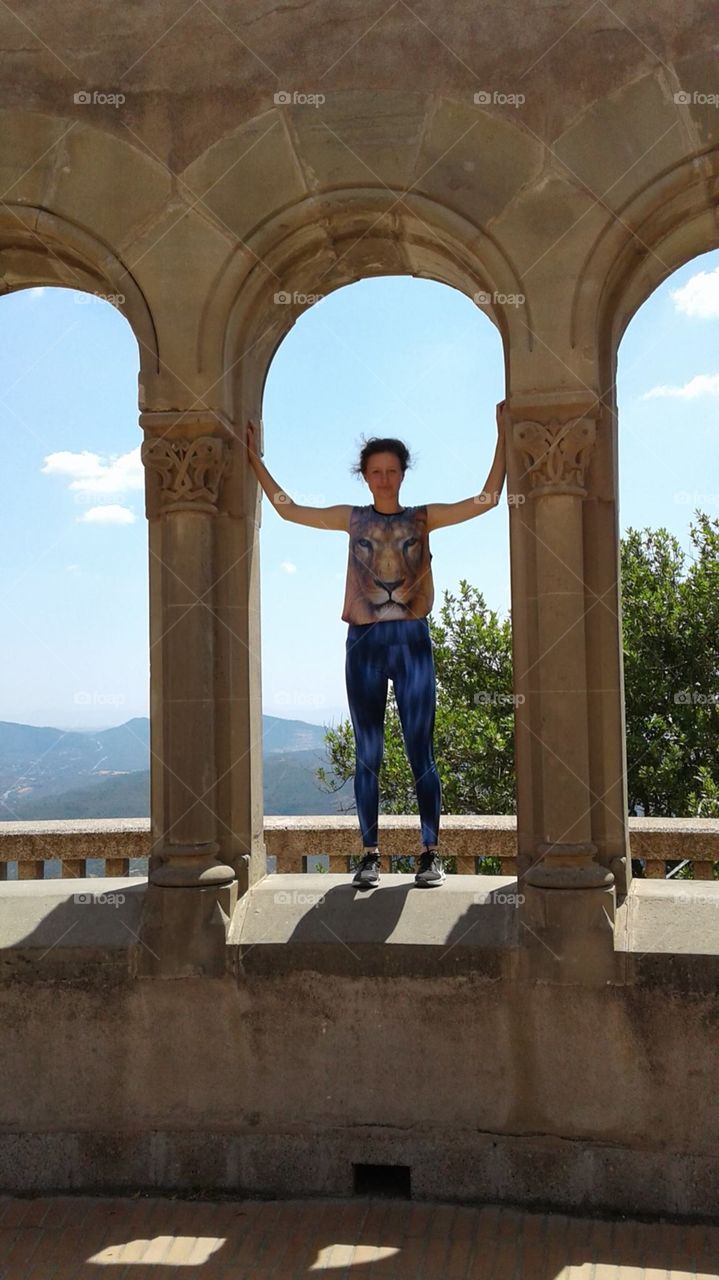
[512,409,614,892]
[141,412,236,889]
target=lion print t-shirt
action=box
[341,504,434,624]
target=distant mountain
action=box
[263,749,351,815]
[0,717,150,773]
[0,717,150,816]
[0,716,350,820]
[10,770,151,819]
[261,715,332,754]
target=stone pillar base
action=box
[149,842,237,888]
[136,881,238,977]
[518,884,619,984]
[525,842,614,889]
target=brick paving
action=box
[0,1194,717,1278]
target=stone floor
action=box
[0,1194,717,1278]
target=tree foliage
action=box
[620,512,719,817]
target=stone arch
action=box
[571,148,719,364]
[552,148,719,899]
[208,189,515,888]
[0,203,159,380]
[0,201,164,874]
[205,189,529,421]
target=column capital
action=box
[141,435,232,516]
[513,414,596,497]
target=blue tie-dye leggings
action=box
[345,616,442,849]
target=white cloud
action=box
[280,561,297,574]
[42,446,143,494]
[29,287,45,298]
[670,268,719,318]
[77,505,136,525]
[642,373,719,399]
[43,450,105,479]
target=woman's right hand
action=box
[496,399,511,436]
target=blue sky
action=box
[1,256,717,730]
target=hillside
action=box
[0,717,348,820]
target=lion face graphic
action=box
[342,506,434,623]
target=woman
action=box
[245,401,508,889]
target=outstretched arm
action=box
[245,419,351,532]
[425,399,509,532]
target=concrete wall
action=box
[1,876,718,1218]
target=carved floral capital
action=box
[141,436,231,514]
[513,416,596,496]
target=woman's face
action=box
[364,451,403,504]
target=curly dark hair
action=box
[350,435,414,480]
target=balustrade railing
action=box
[0,815,717,880]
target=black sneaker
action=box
[414,849,445,887]
[352,850,381,888]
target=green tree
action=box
[621,511,719,818]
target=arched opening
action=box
[0,282,148,875]
[213,194,525,886]
[563,155,719,894]
[255,274,512,874]
[616,247,719,879]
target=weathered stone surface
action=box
[0,876,718,1213]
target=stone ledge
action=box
[616,878,719,955]
[0,878,145,980]
[228,873,521,978]
[1,876,719,985]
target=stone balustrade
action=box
[0,815,717,881]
